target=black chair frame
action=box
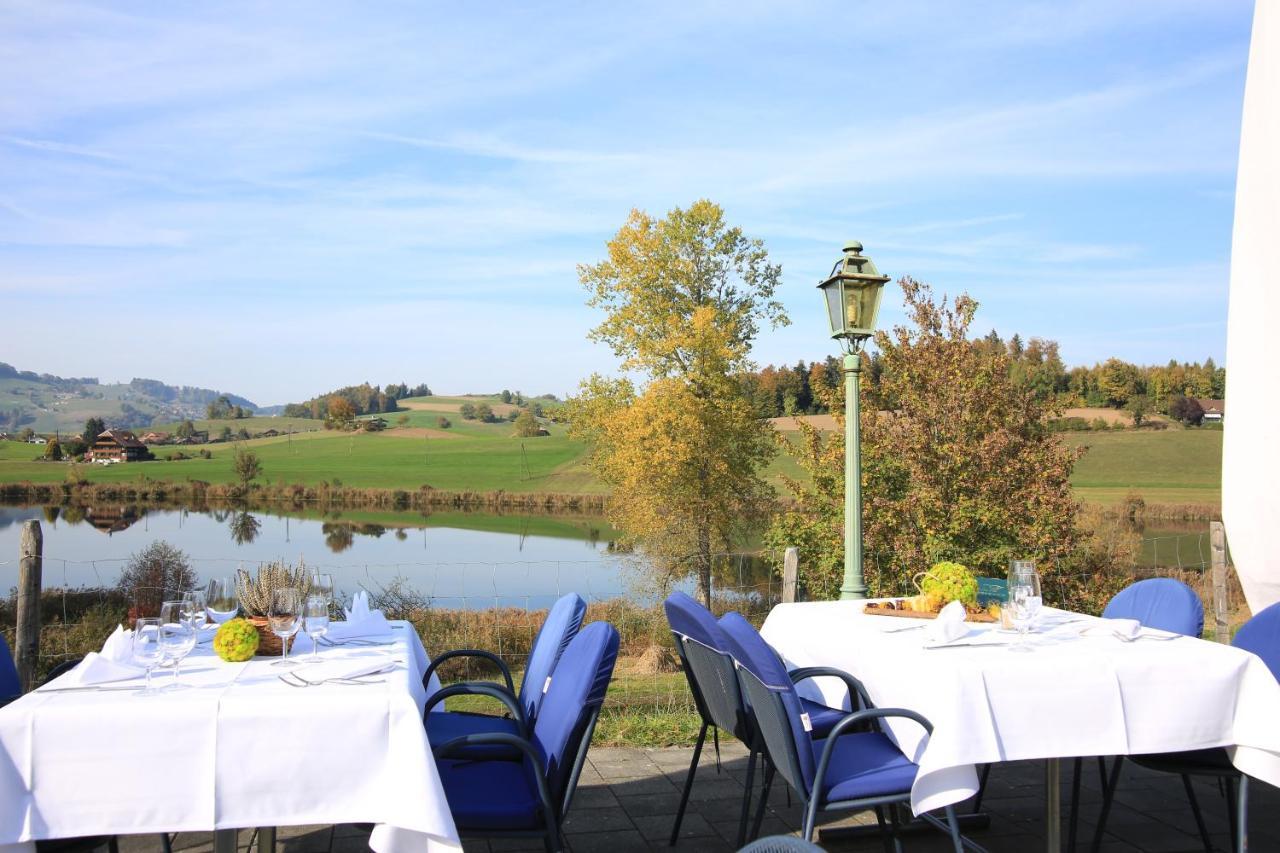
[432,700,603,852]
[736,664,968,851]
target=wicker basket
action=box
[249,616,296,657]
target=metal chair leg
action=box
[874,806,893,853]
[1236,775,1248,853]
[1090,756,1124,852]
[669,720,708,846]
[161,834,173,853]
[1068,757,1083,852]
[1226,774,1238,851]
[1097,756,1109,792]
[801,797,820,843]
[944,804,964,853]
[888,803,904,853]
[750,759,775,841]
[736,747,758,848]
[1180,773,1214,853]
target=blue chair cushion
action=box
[1102,578,1203,637]
[1232,601,1280,682]
[0,635,20,698]
[438,757,542,830]
[664,592,728,651]
[800,697,845,739]
[519,593,587,724]
[813,731,919,803]
[426,711,521,760]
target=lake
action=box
[0,504,772,608]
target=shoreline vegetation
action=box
[0,477,1220,520]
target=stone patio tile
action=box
[616,790,686,817]
[629,812,715,842]
[563,830,651,853]
[560,806,636,834]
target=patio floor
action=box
[120,741,1280,852]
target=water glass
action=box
[1007,561,1042,653]
[181,590,208,631]
[158,601,197,689]
[311,573,334,605]
[132,617,163,695]
[303,595,331,662]
[206,578,239,624]
[269,587,302,668]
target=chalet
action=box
[141,431,171,445]
[89,429,148,462]
[1198,399,1226,422]
[259,428,280,438]
[28,436,47,445]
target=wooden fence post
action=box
[782,547,799,604]
[1210,521,1229,644]
[16,519,42,692]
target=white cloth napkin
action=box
[925,601,970,645]
[325,612,394,641]
[1081,618,1142,640]
[343,590,373,621]
[66,625,146,685]
[195,624,218,645]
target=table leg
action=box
[257,827,276,853]
[213,830,237,853]
[1045,758,1061,852]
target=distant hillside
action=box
[283,382,431,419]
[0,362,259,433]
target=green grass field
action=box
[0,397,1225,508]
[1063,429,1222,506]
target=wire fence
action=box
[0,531,1245,743]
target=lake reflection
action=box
[0,504,774,608]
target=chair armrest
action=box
[434,732,558,823]
[788,666,873,712]
[813,707,934,802]
[423,649,515,695]
[423,683,529,735]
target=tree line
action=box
[742,335,1225,423]
[282,381,431,420]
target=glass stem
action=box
[173,660,180,687]
[145,667,152,691]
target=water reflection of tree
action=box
[229,511,261,545]
[323,522,355,553]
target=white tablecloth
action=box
[0,621,458,852]
[761,602,1280,815]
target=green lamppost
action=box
[818,241,890,600]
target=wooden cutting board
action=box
[862,600,999,623]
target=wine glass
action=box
[1007,562,1042,653]
[269,587,302,668]
[132,617,163,696]
[311,573,334,604]
[303,595,331,662]
[205,578,239,624]
[158,601,196,689]
[181,590,208,631]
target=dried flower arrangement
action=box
[235,558,313,618]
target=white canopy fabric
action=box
[1224,0,1280,614]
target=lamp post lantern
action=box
[817,241,890,600]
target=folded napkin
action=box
[291,656,398,685]
[925,600,970,645]
[1081,618,1142,640]
[64,625,146,685]
[343,590,376,621]
[196,624,219,645]
[325,612,394,642]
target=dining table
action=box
[0,620,460,853]
[760,600,1280,853]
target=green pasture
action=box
[1063,429,1222,506]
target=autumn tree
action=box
[233,446,262,495]
[459,403,477,420]
[765,278,1083,602]
[474,402,495,423]
[568,200,787,605]
[1126,394,1152,427]
[514,410,541,437]
[327,396,356,428]
[43,438,62,461]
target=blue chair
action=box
[719,612,966,849]
[1091,601,1280,853]
[664,593,849,847]
[432,621,619,852]
[1,635,21,708]
[1067,578,1205,851]
[423,593,586,758]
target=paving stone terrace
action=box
[117,742,1279,853]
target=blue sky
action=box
[0,1,1254,405]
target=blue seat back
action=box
[1102,578,1204,636]
[520,593,587,723]
[976,577,1008,607]
[531,621,619,804]
[0,634,20,698]
[664,593,750,738]
[1232,601,1280,682]
[718,612,817,796]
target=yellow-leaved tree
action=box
[568,200,787,605]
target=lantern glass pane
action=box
[824,282,845,335]
[848,282,877,333]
